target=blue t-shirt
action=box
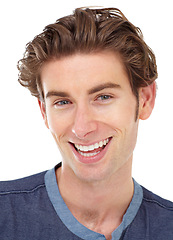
[0,163,173,240]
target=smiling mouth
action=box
[71,137,111,157]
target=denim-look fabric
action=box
[0,164,173,240]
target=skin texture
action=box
[39,51,156,239]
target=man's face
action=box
[40,51,140,183]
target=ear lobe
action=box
[139,82,156,120]
[38,99,49,129]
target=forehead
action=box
[40,51,130,92]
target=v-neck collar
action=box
[45,165,143,240]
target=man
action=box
[0,7,172,240]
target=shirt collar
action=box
[45,165,143,240]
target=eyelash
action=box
[53,94,113,108]
[54,99,71,107]
[96,94,113,101]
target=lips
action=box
[70,137,111,163]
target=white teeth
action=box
[78,151,101,157]
[95,143,99,148]
[74,138,109,152]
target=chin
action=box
[70,159,117,184]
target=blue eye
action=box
[58,100,70,105]
[98,95,112,101]
[54,100,71,107]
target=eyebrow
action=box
[46,91,70,99]
[45,82,121,99]
[88,82,121,94]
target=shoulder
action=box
[142,186,173,213]
[124,185,173,239]
[0,170,49,228]
[140,186,173,236]
[0,170,47,197]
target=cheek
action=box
[119,97,138,126]
[103,102,136,130]
[46,110,69,139]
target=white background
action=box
[0,0,172,201]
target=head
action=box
[18,7,157,104]
[17,7,158,182]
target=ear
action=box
[139,82,156,120]
[38,99,49,129]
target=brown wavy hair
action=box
[18,7,158,101]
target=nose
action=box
[72,105,97,139]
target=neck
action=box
[56,159,134,239]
